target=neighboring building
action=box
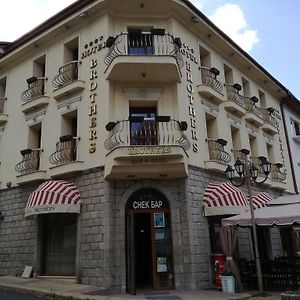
[281,93,300,193]
[0,0,296,293]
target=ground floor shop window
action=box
[280,226,300,256]
[40,214,77,276]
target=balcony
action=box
[52,61,85,100]
[104,30,183,82]
[21,77,49,113]
[197,67,224,104]
[244,96,264,127]
[49,135,83,177]
[0,97,8,125]
[223,83,246,116]
[261,108,279,135]
[15,148,45,184]
[104,117,190,179]
[270,163,286,190]
[205,139,231,171]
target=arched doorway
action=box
[126,188,174,294]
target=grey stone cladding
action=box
[0,183,36,276]
[0,165,285,291]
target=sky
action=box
[0,0,299,99]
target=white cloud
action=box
[189,0,205,10]
[1,0,259,53]
[209,3,259,52]
[0,0,77,41]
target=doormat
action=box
[145,296,182,300]
[81,288,118,295]
[144,292,170,296]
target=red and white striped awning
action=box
[203,182,248,216]
[25,180,80,218]
[251,192,272,209]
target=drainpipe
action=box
[280,100,298,194]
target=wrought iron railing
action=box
[15,148,42,175]
[52,60,81,89]
[21,77,47,103]
[271,163,286,181]
[251,156,265,177]
[261,108,279,128]
[199,67,223,93]
[224,84,246,108]
[207,139,231,164]
[49,135,79,166]
[104,118,190,151]
[244,97,263,119]
[0,97,6,114]
[104,32,184,70]
[232,149,245,163]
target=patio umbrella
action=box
[222,203,300,226]
[220,226,243,292]
[268,194,300,206]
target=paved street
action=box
[0,287,50,300]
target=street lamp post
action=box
[225,148,271,295]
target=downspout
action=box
[280,100,298,194]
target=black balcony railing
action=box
[261,108,279,128]
[244,97,263,119]
[232,149,245,163]
[104,31,184,70]
[207,139,231,164]
[104,118,190,151]
[0,97,6,114]
[52,61,80,89]
[49,135,79,166]
[21,77,47,103]
[224,83,246,108]
[200,67,223,93]
[15,148,42,175]
[271,163,286,181]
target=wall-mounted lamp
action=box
[79,11,88,18]
[26,76,37,85]
[191,16,200,23]
[251,96,259,103]
[233,83,242,91]
[105,36,115,48]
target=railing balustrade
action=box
[200,67,223,93]
[21,77,47,103]
[52,61,81,89]
[232,149,245,163]
[15,148,42,175]
[271,163,286,181]
[49,135,78,166]
[207,139,231,164]
[104,118,190,151]
[244,97,263,119]
[104,32,184,70]
[224,84,245,108]
[0,97,6,114]
[261,108,279,128]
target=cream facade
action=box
[0,0,297,293]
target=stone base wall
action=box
[0,165,285,291]
[0,184,37,276]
